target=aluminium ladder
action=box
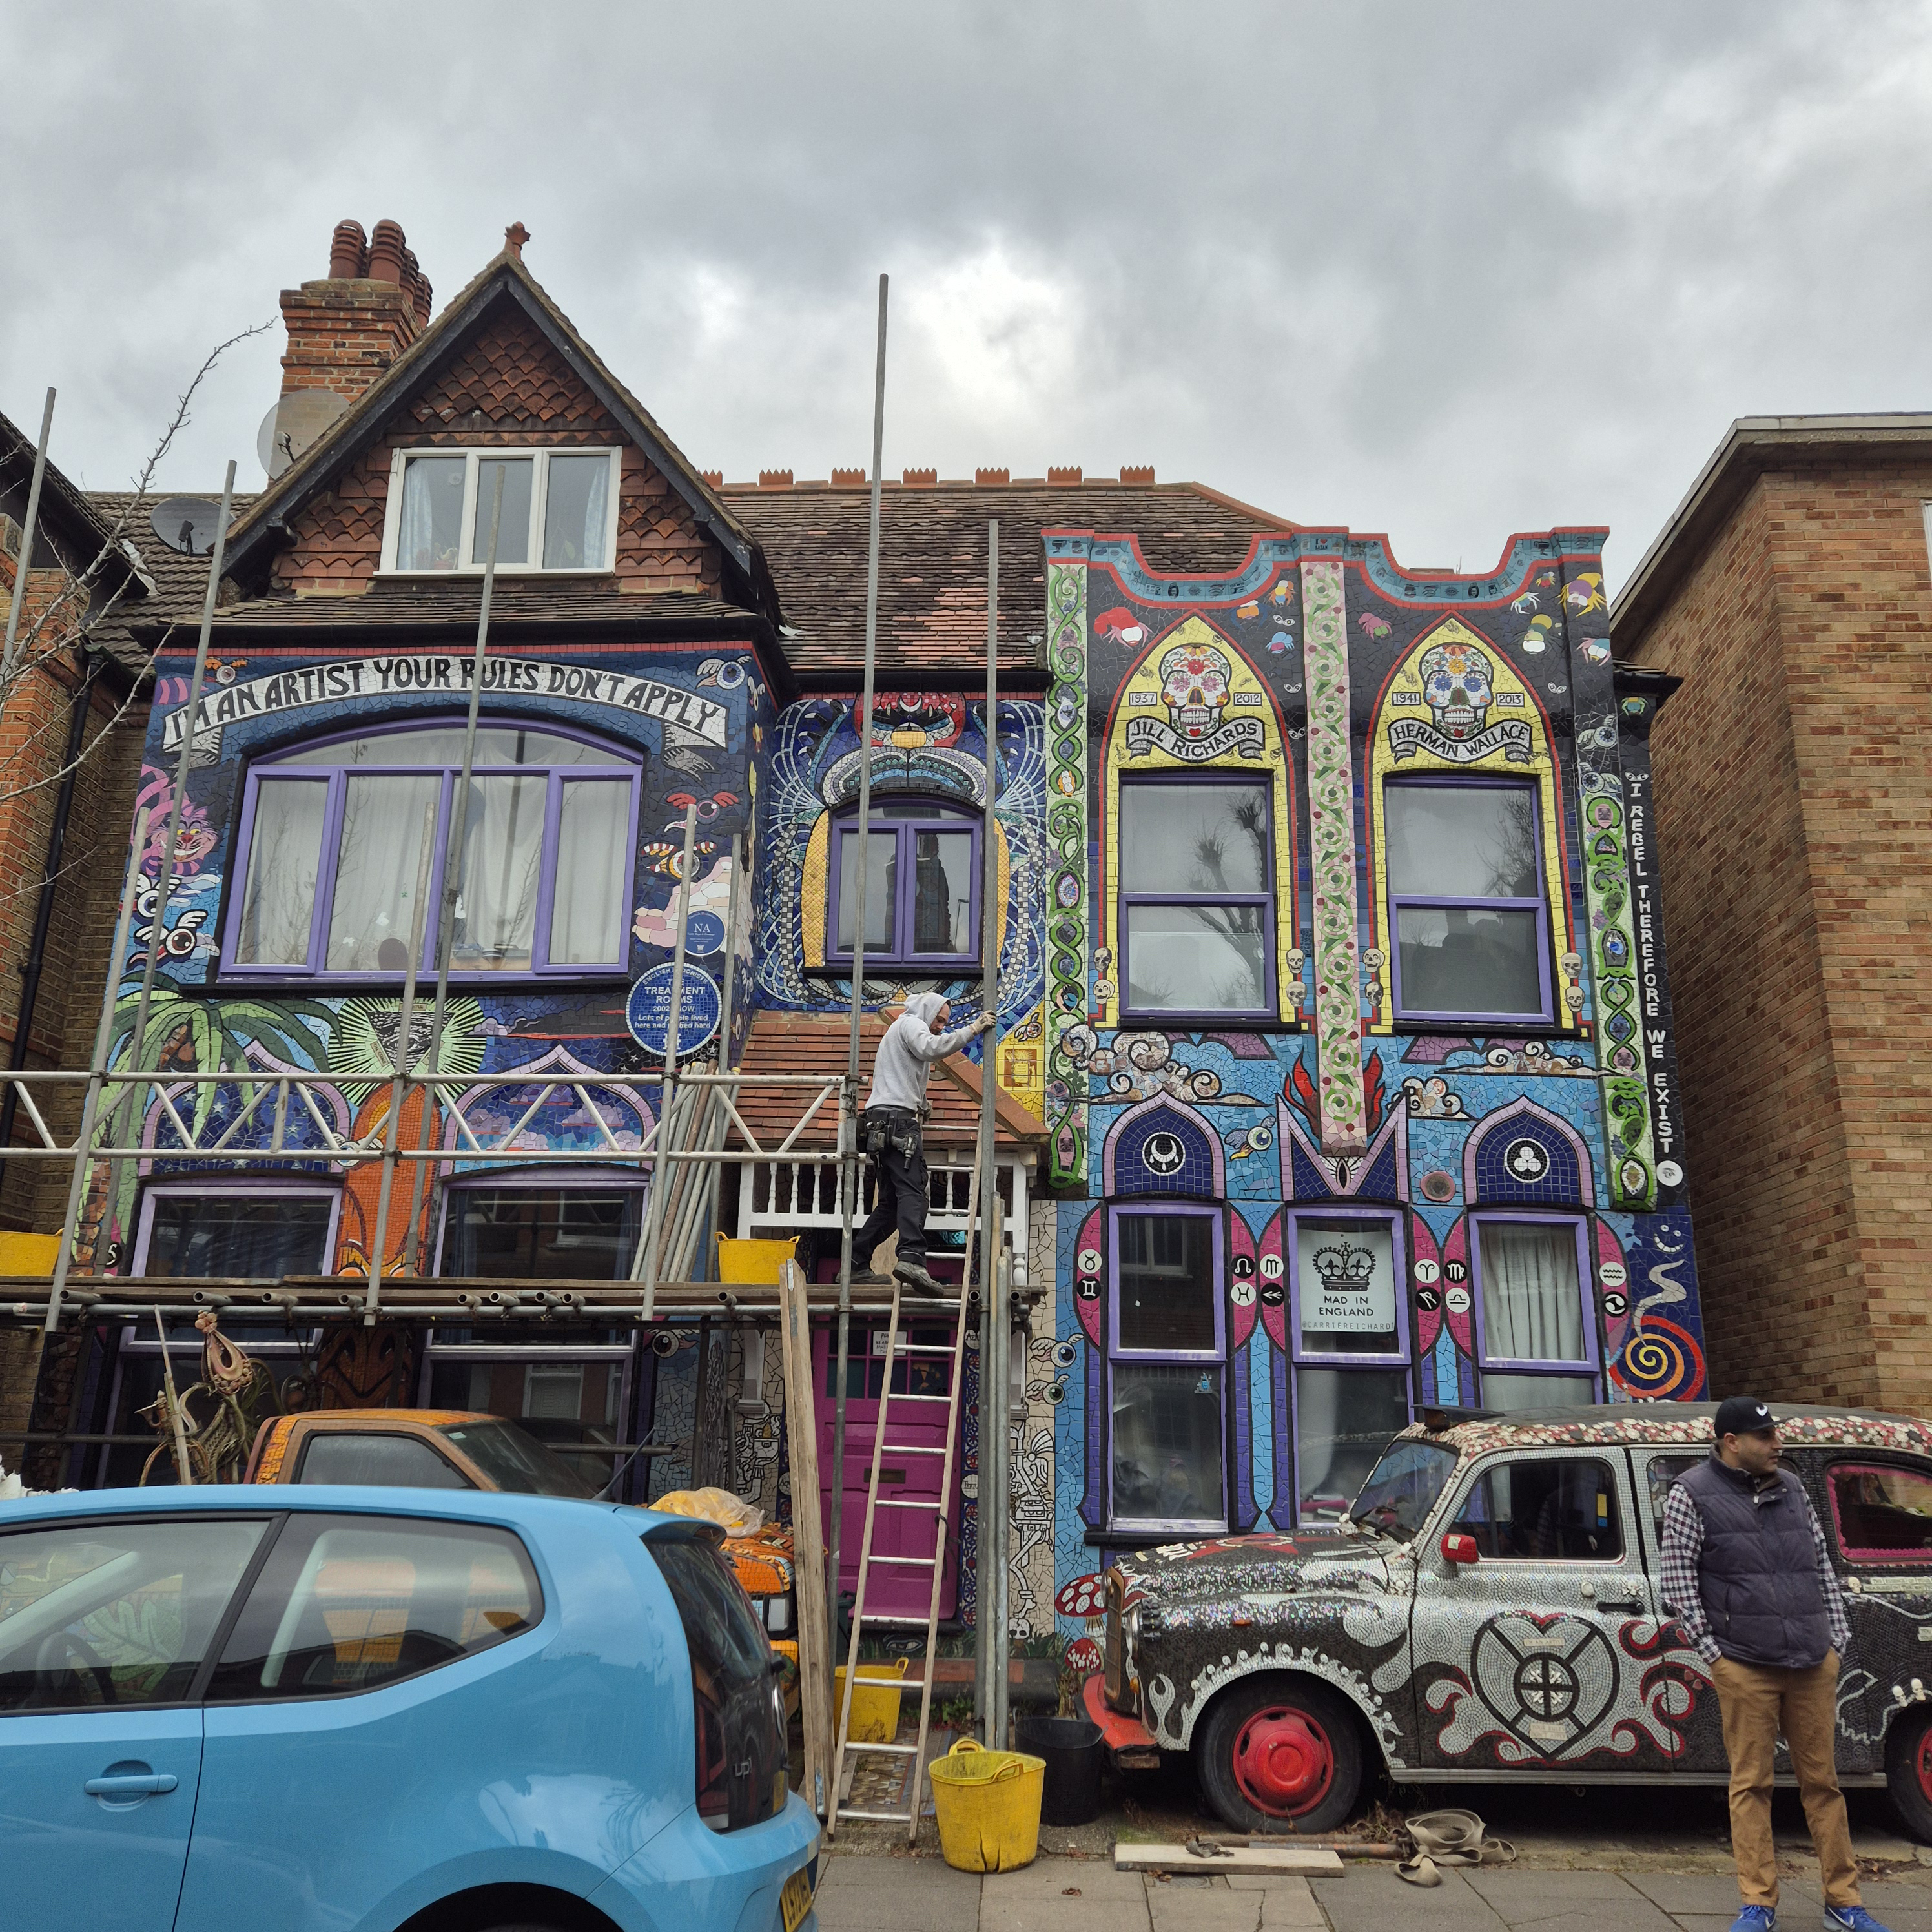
[824,1246,976,1841]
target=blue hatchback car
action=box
[0,1485,819,1932]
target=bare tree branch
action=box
[0,320,273,756]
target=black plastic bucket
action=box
[1014,1714,1105,1827]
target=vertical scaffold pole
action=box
[106,463,236,1255]
[828,271,889,1656]
[634,799,698,1317]
[42,807,150,1335]
[406,467,505,1279]
[974,522,1001,1734]
[1,387,56,691]
[362,803,438,1315]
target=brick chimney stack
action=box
[278,216,433,404]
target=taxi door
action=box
[1808,1451,1932,1775]
[1412,1448,1679,1772]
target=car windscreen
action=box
[437,1419,598,1498]
[1348,1439,1459,1541]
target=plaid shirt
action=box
[1658,1470,1851,1666]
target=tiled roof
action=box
[728,478,1292,681]
[0,429,169,681]
[730,1010,1045,1151]
[153,580,765,637]
[79,489,263,674]
[89,489,258,610]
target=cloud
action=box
[5,0,1930,591]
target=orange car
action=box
[247,1410,797,1649]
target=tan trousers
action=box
[1712,1651,1859,1909]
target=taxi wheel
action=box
[1885,1703,1932,1843]
[1195,1674,1363,1834]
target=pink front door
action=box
[812,1309,960,1621]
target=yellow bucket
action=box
[927,1737,1045,1873]
[717,1236,799,1284]
[833,1656,909,1742]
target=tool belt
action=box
[862,1106,925,1160]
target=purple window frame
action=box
[1105,1203,1228,1535]
[130,1177,342,1277]
[1384,775,1554,1026]
[220,716,642,985]
[1468,1210,1599,1385]
[1285,1207,1413,1528]
[432,1164,648,1280]
[1116,774,1276,1024]
[823,801,982,970]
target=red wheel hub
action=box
[1231,1705,1334,1818]
[1915,1724,1932,1803]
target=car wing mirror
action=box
[1440,1531,1480,1567]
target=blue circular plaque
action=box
[626,964,721,1058]
[683,910,726,957]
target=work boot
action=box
[849,1268,892,1286]
[892,1260,947,1297]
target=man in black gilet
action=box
[1660,1397,1885,1932]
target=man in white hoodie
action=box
[850,991,994,1296]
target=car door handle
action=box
[1597,1598,1647,1615]
[85,1773,178,1796]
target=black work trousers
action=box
[854,1109,928,1269]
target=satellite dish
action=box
[256,388,349,480]
[149,497,227,557]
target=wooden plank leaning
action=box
[777,1257,832,1815]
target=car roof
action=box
[1406,1401,1932,1460]
[275,1410,485,1427]
[0,1481,689,1537]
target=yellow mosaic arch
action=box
[1098,615,1299,1028]
[1364,615,1576,1034]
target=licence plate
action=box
[780,1865,814,1932]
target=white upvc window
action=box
[379,446,622,575]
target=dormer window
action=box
[380,447,621,574]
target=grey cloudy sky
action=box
[5,0,1929,591]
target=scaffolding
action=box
[0,271,1025,1769]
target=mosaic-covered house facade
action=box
[25,221,1705,1666]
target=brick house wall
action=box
[0,548,150,1452]
[1621,449,1932,1413]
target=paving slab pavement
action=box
[813,1851,982,1932]
[980,1855,1151,1932]
[1464,1866,1680,1929]
[814,1849,1932,1932]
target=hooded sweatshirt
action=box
[865,992,978,1115]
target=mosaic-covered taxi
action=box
[1088,1404,1932,1836]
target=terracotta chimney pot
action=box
[830,467,867,488]
[329,219,369,280]
[974,468,1010,487]
[367,220,407,287]
[1048,464,1082,485]
[1119,464,1155,486]
[280,216,424,405]
[902,468,937,488]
